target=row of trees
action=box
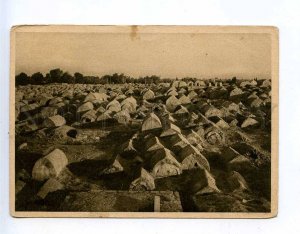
[15,69,241,86]
[15,69,170,86]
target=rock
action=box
[241,117,259,129]
[53,125,77,139]
[160,123,181,137]
[16,169,31,181]
[37,178,64,199]
[18,142,28,150]
[142,113,162,132]
[101,158,124,175]
[129,168,155,191]
[77,102,94,114]
[15,180,26,195]
[191,168,221,195]
[166,95,180,112]
[228,155,253,173]
[32,148,68,182]
[227,171,250,192]
[43,115,66,128]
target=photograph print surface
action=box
[10,26,278,218]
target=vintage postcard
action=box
[10,25,278,218]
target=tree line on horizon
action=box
[15,68,240,86]
[15,68,174,86]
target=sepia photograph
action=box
[10,25,278,218]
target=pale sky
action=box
[15,32,271,79]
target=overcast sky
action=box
[15,32,271,79]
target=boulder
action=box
[15,180,26,195]
[43,115,66,128]
[166,95,180,112]
[32,149,68,182]
[142,113,162,132]
[37,178,64,199]
[145,136,165,152]
[106,99,121,112]
[227,171,250,192]
[53,125,77,139]
[143,90,155,100]
[77,102,94,114]
[101,158,124,175]
[129,168,155,191]
[146,148,182,178]
[114,110,131,124]
[228,155,253,173]
[81,109,97,123]
[18,142,28,150]
[178,95,191,105]
[178,144,210,171]
[241,117,259,129]
[160,123,181,137]
[191,168,220,195]
[84,92,107,103]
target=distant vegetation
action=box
[15,68,233,86]
[16,68,166,86]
